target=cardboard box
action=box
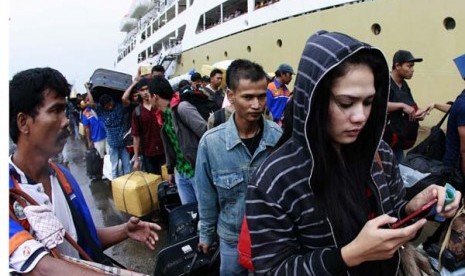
[112,172,161,217]
[161,164,169,181]
[140,66,152,76]
[79,122,86,137]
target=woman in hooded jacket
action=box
[246,31,461,275]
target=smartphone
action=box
[391,198,438,229]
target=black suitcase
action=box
[153,235,220,276]
[89,68,132,103]
[86,148,103,179]
[168,203,198,244]
[158,181,182,220]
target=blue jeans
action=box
[109,146,131,178]
[219,239,248,276]
[175,169,197,204]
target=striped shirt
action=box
[246,31,406,275]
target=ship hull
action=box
[175,0,464,126]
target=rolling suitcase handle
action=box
[185,242,219,276]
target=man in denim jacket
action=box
[195,59,282,275]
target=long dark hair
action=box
[308,49,387,247]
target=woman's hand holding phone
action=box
[391,198,437,229]
[406,184,461,222]
[341,214,426,267]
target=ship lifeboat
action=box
[128,0,154,19]
[120,16,138,32]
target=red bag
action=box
[237,216,254,271]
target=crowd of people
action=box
[9,30,465,275]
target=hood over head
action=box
[292,31,389,158]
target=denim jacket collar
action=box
[225,112,277,153]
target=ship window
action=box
[224,51,228,58]
[204,5,221,30]
[247,46,251,53]
[147,46,154,58]
[178,25,186,42]
[371,23,381,35]
[166,6,176,23]
[443,17,455,30]
[159,12,168,28]
[276,39,282,47]
[196,14,205,33]
[223,0,247,22]
[207,56,210,61]
[141,32,146,42]
[193,59,195,64]
[196,0,248,32]
[255,0,280,10]
[178,0,187,14]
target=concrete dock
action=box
[62,137,167,275]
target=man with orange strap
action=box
[9,68,161,274]
[266,63,294,125]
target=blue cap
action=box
[453,54,465,79]
[277,63,295,75]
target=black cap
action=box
[191,72,202,82]
[202,75,210,82]
[393,50,423,65]
[152,65,165,73]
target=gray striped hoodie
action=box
[246,31,408,275]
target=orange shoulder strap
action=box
[49,162,73,195]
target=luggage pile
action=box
[110,175,220,274]
[151,181,220,275]
[154,201,220,276]
[111,172,161,217]
[401,106,463,199]
[88,68,132,103]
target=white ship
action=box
[114,0,464,126]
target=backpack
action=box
[401,154,464,200]
[180,88,219,121]
[407,105,452,161]
[383,110,419,150]
[167,203,198,244]
[212,108,226,128]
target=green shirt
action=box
[162,107,194,178]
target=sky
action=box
[3,0,131,269]
[9,0,131,93]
